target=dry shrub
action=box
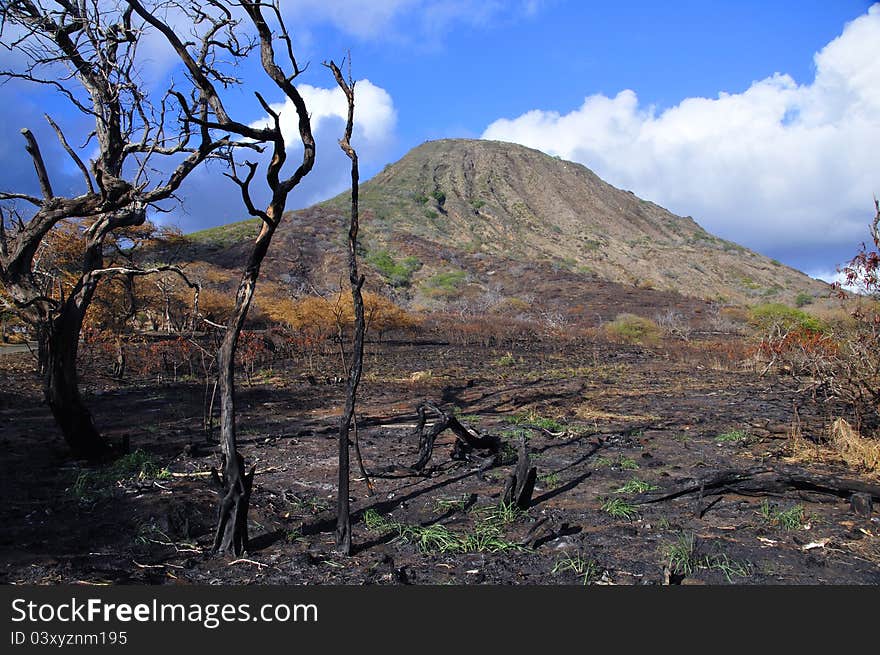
[785,419,822,464]
[654,309,692,340]
[708,305,750,334]
[409,370,433,383]
[424,313,541,348]
[829,418,880,473]
[604,313,660,345]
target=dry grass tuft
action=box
[787,417,880,474]
[786,417,822,462]
[829,418,880,473]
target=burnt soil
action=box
[1,334,878,586]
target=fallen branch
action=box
[133,561,184,570]
[228,558,267,568]
[634,466,880,509]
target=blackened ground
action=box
[1,333,878,585]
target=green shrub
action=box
[794,292,814,308]
[511,411,565,432]
[600,497,639,520]
[759,500,807,530]
[604,313,661,344]
[422,270,467,297]
[363,506,521,554]
[715,429,752,444]
[366,250,422,287]
[749,303,826,333]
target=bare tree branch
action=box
[45,113,94,194]
[20,128,53,200]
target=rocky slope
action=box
[184,138,827,313]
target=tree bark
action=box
[501,437,537,510]
[411,403,500,471]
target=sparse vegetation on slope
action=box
[319,139,826,305]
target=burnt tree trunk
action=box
[112,336,126,380]
[412,404,445,472]
[41,268,109,460]
[502,437,537,510]
[212,452,255,555]
[115,0,319,556]
[212,225,274,555]
[328,60,363,555]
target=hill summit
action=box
[188,138,825,311]
[320,138,823,304]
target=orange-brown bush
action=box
[752,324,839,377]
[423,313,542,349]
[761,203,880,428]
[280,292,417,341]
[237,330,273,383]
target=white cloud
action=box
[275,79,398,205]
[239,79,398,209]
[809,268,847,286]
[289,80,397,150]
[482,5,880,259]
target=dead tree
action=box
[132,0,316,555]
[0,1,257,459]
[325,58,364,555]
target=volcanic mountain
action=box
[186,138,826,313]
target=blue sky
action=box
[2,1,878,282]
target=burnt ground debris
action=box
[1,332,878,586]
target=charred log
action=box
[634,466,880,513]
[410,403,500,472]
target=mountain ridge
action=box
[317,138,825,305]
[187,138,826,310]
